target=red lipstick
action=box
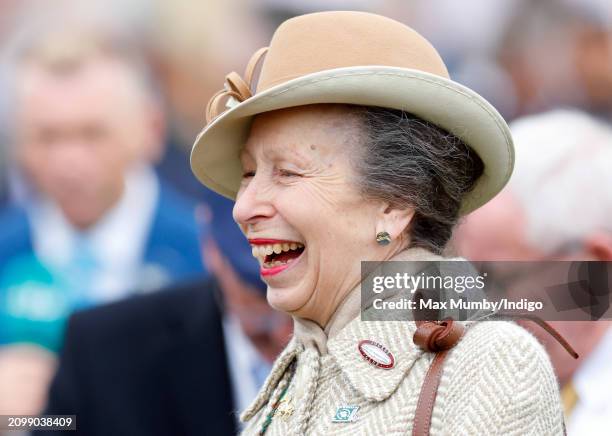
[248,238,300,245]
[260,262,293,276]
[248,238,305,277]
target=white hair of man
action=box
[508,109,612,253]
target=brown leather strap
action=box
[412,349,450,436]
[411,316,577,436]
[412,320,464,436]
[496,313,579,359]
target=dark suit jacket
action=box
[38,279,237,436]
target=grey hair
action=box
[352,106,484,254]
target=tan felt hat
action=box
[190,11,514,215]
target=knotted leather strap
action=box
[412,320,464,436]
[413,319,465,353]
[411,316,578,436]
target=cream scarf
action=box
[292,246,449,354]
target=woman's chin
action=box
[265,286,308,315]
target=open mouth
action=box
[251,242,305,269]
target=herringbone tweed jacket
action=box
[240,249,565,435]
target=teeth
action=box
[264,260,289,267]
[249,242,305,264]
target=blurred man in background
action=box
[453,109,612,435]
[0,30,206,323]
[38,195,292,436]
[0,28,207,414]
[8,30,206,296]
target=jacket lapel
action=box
[328,317,424,402]
[240,337,301,422]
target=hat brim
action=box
[190,66,514,215]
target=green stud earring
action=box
[376,231,391,246]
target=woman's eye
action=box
[278,169,300,177]
[242,171,255,178]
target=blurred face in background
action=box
[14,55,162,229]
[573,25,612,111]
[454,190,612,262]
[453,190,612,384]
[453,191,542,261]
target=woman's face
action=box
[233,105,401,326]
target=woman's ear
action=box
[376,203,415,241]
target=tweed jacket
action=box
[240,249,565,435]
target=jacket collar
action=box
[328,315,423,402]
[325,247,452,401]
[242,320,419,423]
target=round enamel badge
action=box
[358,340,395,369]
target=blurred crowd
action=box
[0,0,610,435]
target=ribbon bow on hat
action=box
[206,47,268,123]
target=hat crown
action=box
[256,11,449,93]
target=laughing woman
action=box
[191,11,566,436]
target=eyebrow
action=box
[240,144,313,169]
[268,146,312,168]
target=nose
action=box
[47,143,92,182]
[233,173,276,228]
